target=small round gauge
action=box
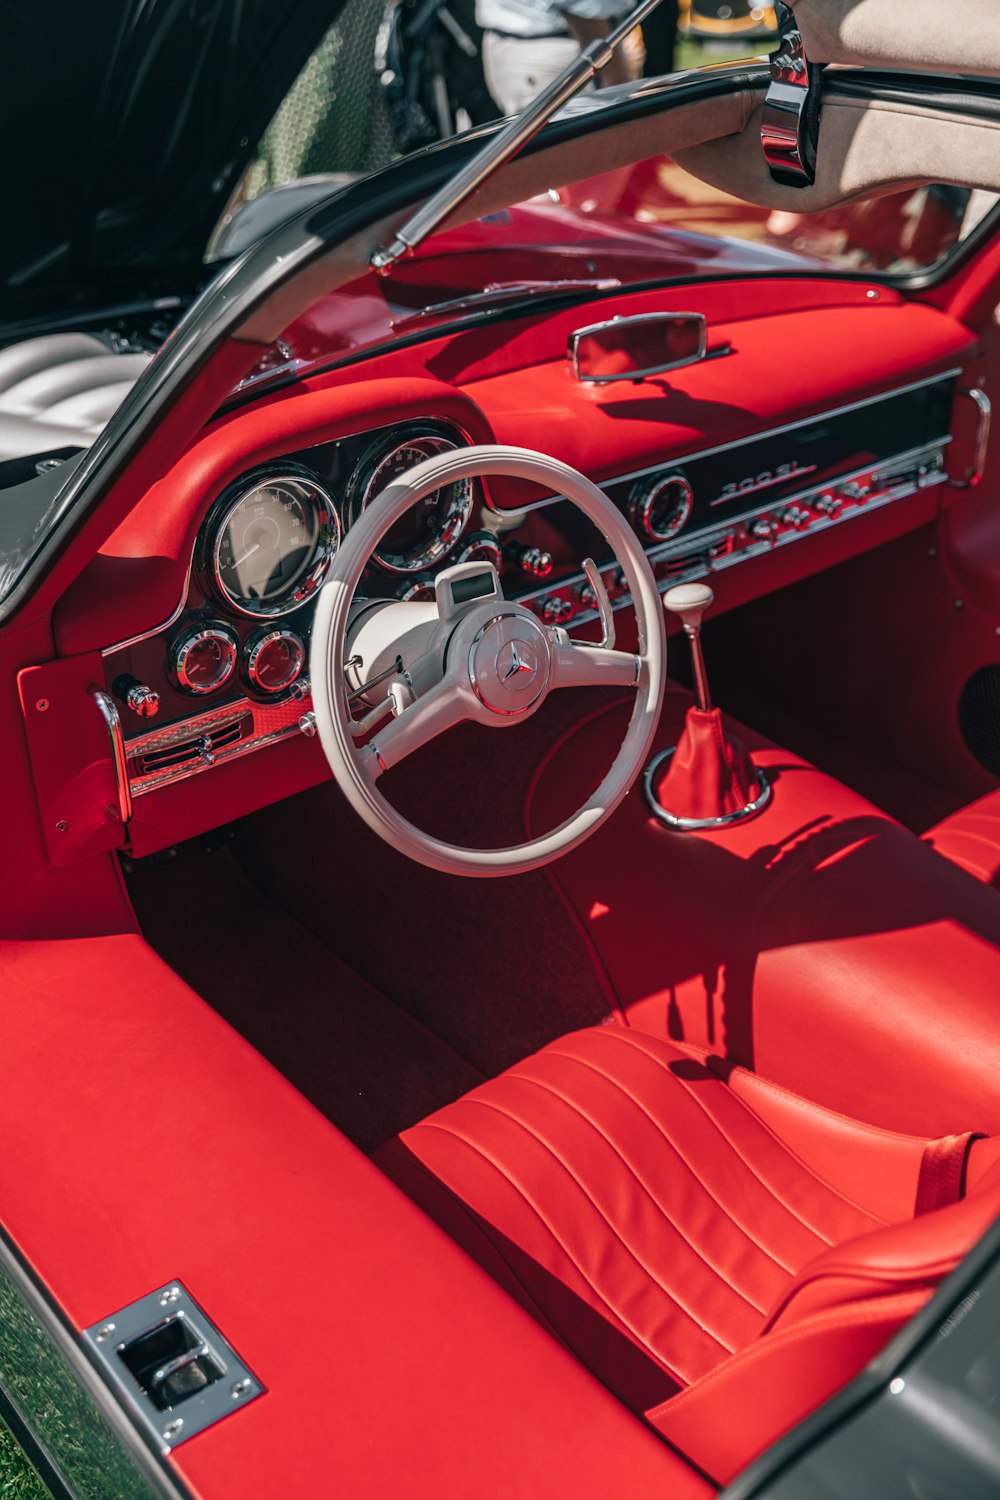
[169,624,239,696]
[244,628,306,695]
[348,429,474,574]
[206,468,340,618]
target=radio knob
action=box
[628,471,693,544]
[779,505,810,529]
[813,492,842,517]
[839,481,870,502]
[750,517,778,545]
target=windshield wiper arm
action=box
[370,0,667,275]
[390,278,621,329]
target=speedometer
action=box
[204,468,340,618]
[348,428,474,573]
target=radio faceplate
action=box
[521,372,957,629]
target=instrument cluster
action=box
[101,420,511,791]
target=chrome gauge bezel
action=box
[202,466,341,619]
[169,623,239,696]
[628,471,693,543]
[243,627,306,696]
[346,427,475,574]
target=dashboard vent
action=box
[129,713,251,778]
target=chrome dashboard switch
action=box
[112,674,160,719]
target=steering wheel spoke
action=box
[361,677,468,783]
[551,640,642,692]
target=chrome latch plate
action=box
[84,1280,264,1450]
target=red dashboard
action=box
[27,274,978,863]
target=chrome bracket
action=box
[760,2,825,188]
[951,387,992,488]
[90,686,133,827]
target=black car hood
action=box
[2,0,346,316]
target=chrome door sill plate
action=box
[84,1280,264,1451]
[643,747,772,831]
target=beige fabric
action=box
[795,0,1000,77]
[674,90,1000,213]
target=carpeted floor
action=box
[126,842,485,1152]
[125,687,626,1150]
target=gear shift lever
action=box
[643,581,771,830]
[664,583,714,711]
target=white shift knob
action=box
[663,582,714,633]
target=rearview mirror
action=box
[568,312,707,384]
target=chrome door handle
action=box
[90,686,133,827]
[952,387,992,488]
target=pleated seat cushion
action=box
[377,1025,998,1481]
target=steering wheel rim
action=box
[310,444,666,876]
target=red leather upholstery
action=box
[926,788,1000,888]
[651,706,761,822]
[377,1026,999,1483]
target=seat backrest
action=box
[648,1152,1000,1485]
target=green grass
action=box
[0,1420,48,1500]
[674,37,763,70]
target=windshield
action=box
[225,157,998,400]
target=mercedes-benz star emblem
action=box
[496,639,538,690]
[502,642,535,682]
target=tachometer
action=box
[347,428,474,573]
[204,468,340,618]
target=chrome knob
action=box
[813,493,842,517]
[839,481,870,502]
[507,542,554,579]
[542,596,575,625]
[779,506,810,529]
[113,675,161,719]
[750,517,778,544]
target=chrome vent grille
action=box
[128,713,251,779]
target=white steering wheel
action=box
[310,445,666,876]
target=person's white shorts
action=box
[482,31,579,115]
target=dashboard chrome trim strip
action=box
[506,367,964,513]
[526,438,950,630]
[100,560,193,657]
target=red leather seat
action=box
[926,788,1000,889]
[376,1026,1000,1484]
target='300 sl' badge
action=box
[711,461,817,506]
